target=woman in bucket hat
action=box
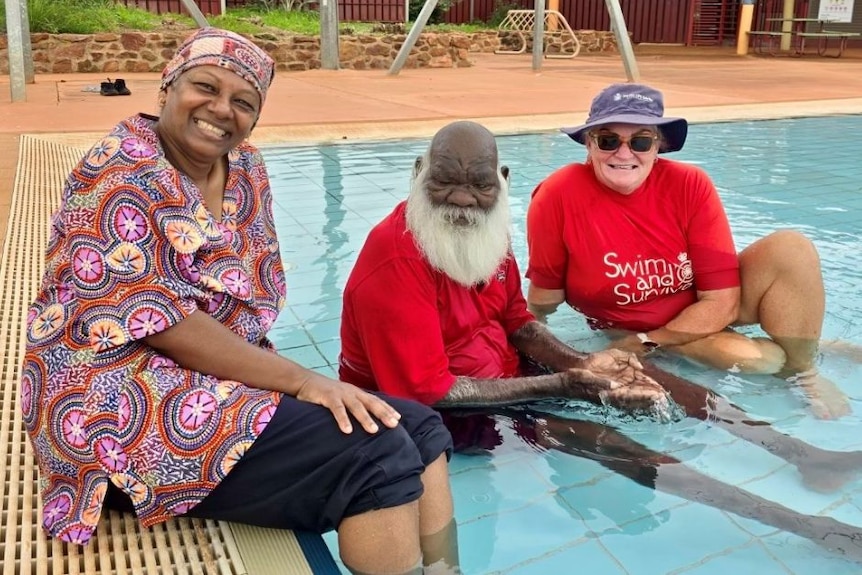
[525,82,848,420]
[21,28,459,574]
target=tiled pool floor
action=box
[264,116,862,574]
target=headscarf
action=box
[160,27,275,105]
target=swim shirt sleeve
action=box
[683,166,740,291]
[525,169,570,290]
[503,256,537,333]
[62,134,206,354]
[347,257,457,405]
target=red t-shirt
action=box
[526,159,739,332]
[340,202,535,405]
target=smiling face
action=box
[157,65,261,174]
[585,123,660,195]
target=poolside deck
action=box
[2,44,862,574]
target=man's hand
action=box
[579,349,646,383]
[563,350,671,413]
[294,373,402,434]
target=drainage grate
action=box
[0,135,316,575]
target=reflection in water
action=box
[316,146,350,304]
[445,408,862,564]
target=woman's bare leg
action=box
[418,454,461,574]
[339,502,423,575]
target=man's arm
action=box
[436,369,667,412]
[508,320,587,371]
[436,371,589,408]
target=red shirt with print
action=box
[526,159,739,332]
[340,202,535,405]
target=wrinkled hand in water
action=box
[566,348,674,420]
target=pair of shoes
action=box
[100,78,132,96]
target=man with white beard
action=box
[339,121,668,411]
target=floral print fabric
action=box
[22,114,286,545]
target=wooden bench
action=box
[0,135,340,575]
[794,31,861,57]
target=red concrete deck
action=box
[2,45,862,247]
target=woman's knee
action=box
[742,229,821,270]
[380,396,454,465]
[673,332,786,374]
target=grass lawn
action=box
[0,0,494,36]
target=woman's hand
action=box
[294,373,402,434]
[607,334,654,357]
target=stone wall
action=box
[0,29,618,75]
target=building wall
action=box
[808,0,862,37]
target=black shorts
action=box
[106,393,452,533]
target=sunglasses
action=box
[589,132,658,153]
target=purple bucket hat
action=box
[561,83,688,153]
[161,27,275,105]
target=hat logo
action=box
[620,93,654,103]
[613,93,622,101]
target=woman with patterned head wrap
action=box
[21,28,458,574]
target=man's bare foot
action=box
[788,370,851,420]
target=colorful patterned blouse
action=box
[21,114,286,545]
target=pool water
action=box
[262,115,862,574]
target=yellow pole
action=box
[780,0,795,51]
[548,0,559,31]
[736,0,755,55]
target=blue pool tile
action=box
[289,299,344,324]
[506,539,625,575]
[315,339,342,366]
[277,343,328,369]
[267,325,314,350]
[451,457,556,523]
[761,531,862,574]
[598,504,753,575]
[558,473,688,533]
[457,495,592,574]
[305,317,342,344]
[742,464,852,516]
[675,542,791,575]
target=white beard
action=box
[405,167,512,288]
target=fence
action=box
[116,0,704,43]
[117,0,225,15]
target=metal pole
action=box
[6,0,28,102]
[603,0,639,82]
[19,0,34,82]
[320,0,340,69]
[532,0,545,71]
[178,0,211,28]
[388,0,439,76]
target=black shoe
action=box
[100,79,119,96]
[114,78,131,96]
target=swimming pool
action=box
[262,115,862,574]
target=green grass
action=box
[0,0,492,35]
